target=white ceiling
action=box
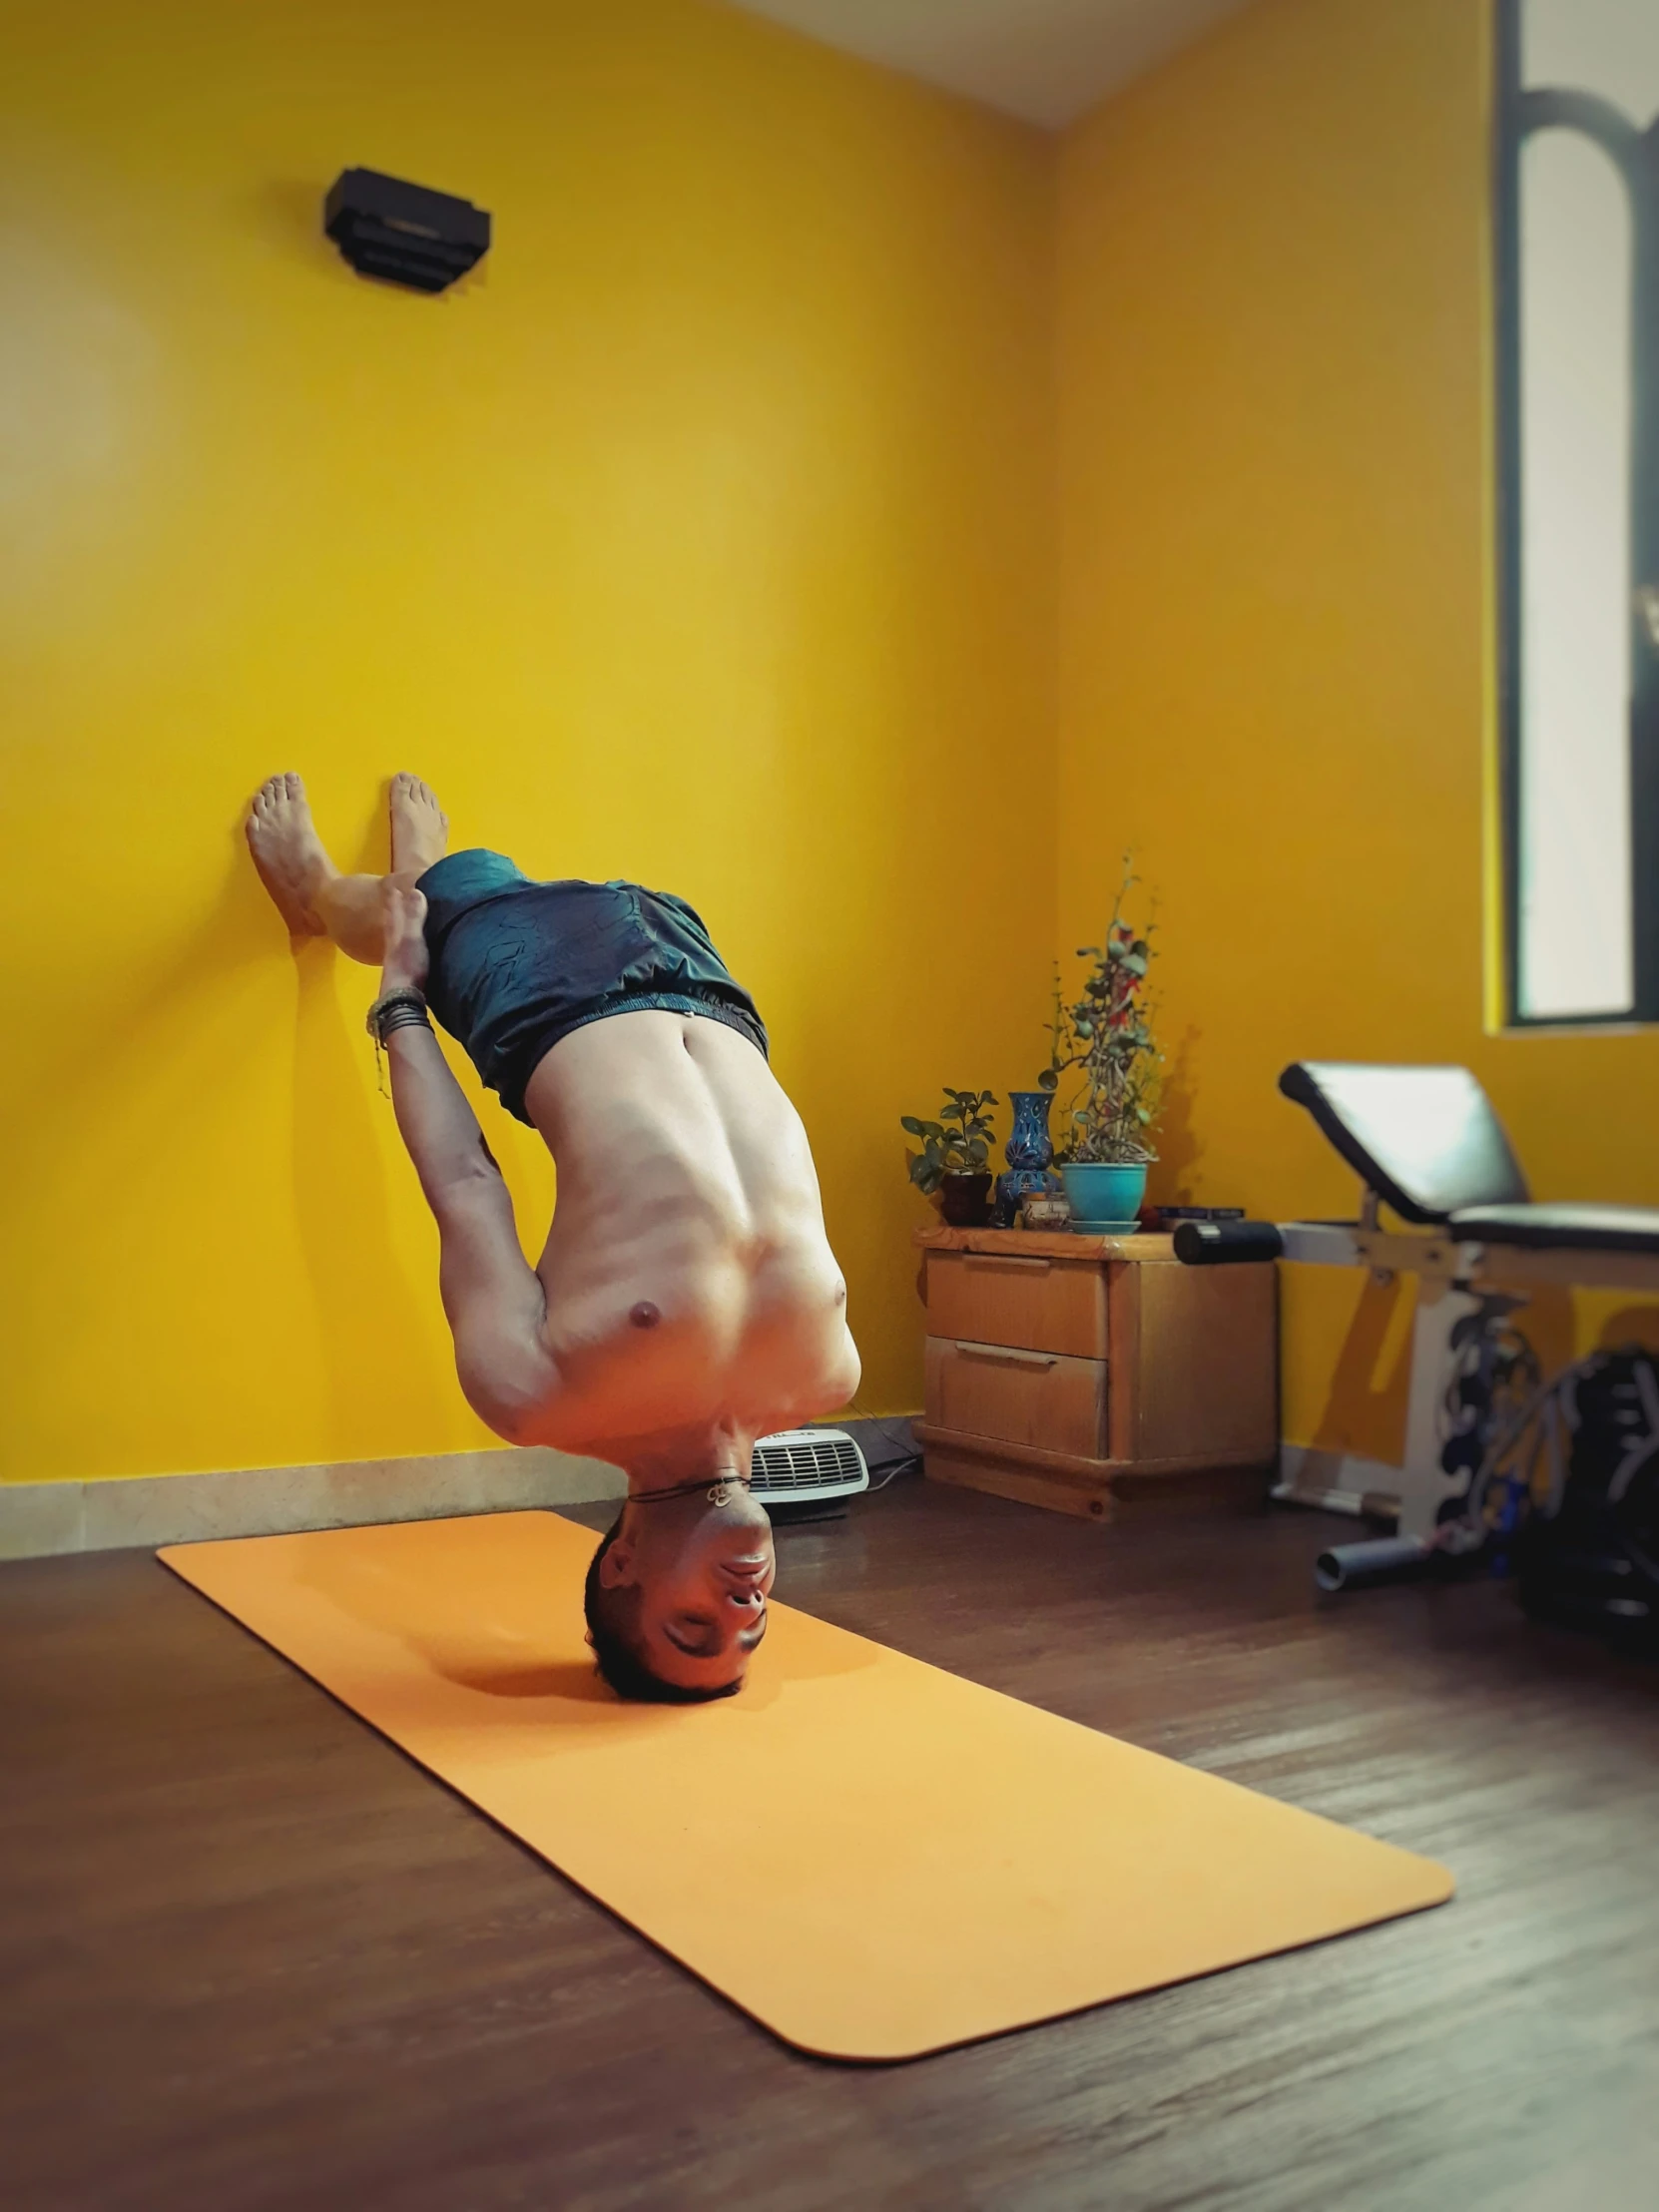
[724,0,1254,130]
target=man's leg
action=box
[246,772,448,963]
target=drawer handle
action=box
[964,1255,1052,1273]
[957,1344,1058,1370]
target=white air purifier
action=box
[749,1426,869,1509]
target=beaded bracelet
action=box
[364,986,429,1045]
[365,987,431,1095]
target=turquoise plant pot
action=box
[1058,1162,1148,1229]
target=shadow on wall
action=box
[1595,1306,1659,1357]
[23,832,276,1299]
[1149,1024,1204,1206]
[1306,1273,1412,1465]
[290,935,450,1454]
[338,776,398,876]
[1518,1287,1575,1380]
[45,837,268,1116]
[1305,1277,1577,1469]
[251,181,340,266]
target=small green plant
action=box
[1041,859,1162,1165]
[900,1089,1000,1197]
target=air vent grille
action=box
[750,1431,866,1494]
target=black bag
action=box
[1517,1348,1659,1651]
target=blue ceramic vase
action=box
[994,1091,1060,1226]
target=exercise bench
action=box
[1177,1062,1659,1565]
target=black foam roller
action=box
[1172,1220,1285,1267]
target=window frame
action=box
[1495,0,1659,1027]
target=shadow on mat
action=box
[285,1529,887,1724]
[437,1659,610,1702]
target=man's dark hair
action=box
[583,1514,743,1705]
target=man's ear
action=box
[597,1532,638,1590]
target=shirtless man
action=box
[247,772,859,1703]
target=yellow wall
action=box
[0,0,1055,1482]
[12,0,1652,1490]
[1056,0,1659,1463]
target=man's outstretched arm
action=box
[378,883,561,1438]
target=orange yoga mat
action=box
[160,1511,1452,2061]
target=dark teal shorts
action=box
[416,851,769,1125]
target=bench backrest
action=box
[1279,1062,1530,1223]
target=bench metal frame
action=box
[1274,1208,1659,1540]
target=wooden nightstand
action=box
[913,1227,1278,1521]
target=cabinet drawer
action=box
[924,1337,1106,1459]
[923,1250,1107,1359]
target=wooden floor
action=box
[4,1480,1657,2212]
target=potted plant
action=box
[901,1089,1000,1226]
[1040,863,1162,1231]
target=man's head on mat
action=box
[584,1481,775,1701]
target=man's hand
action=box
[380,881,430,994]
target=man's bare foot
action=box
[389,773,448,875]
[246,774,333,936]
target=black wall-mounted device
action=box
[323,169,491,294]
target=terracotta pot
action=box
[939,1172,994,1227]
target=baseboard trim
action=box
[0,1419,923,1564]
[0,1447,629,1562]
[1274,1445,1403,1522]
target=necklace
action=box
[629,1473,755,1507]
